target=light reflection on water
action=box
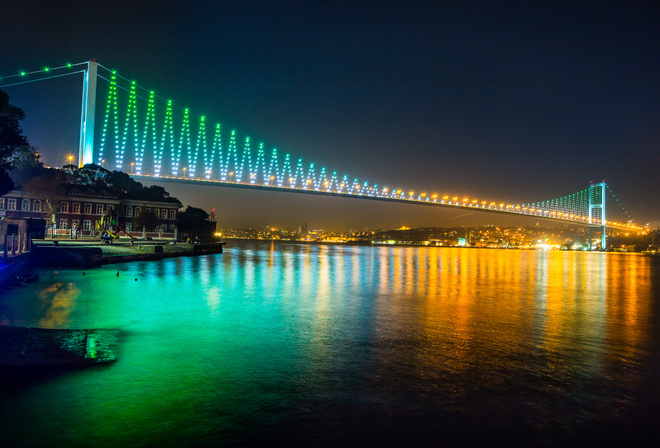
[0,242,658,446]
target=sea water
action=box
[1,241,659,446]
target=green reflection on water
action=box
[0,243,656,446]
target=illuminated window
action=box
[21,199,30,211]
[96,204,104,215]
[72,203,80,214]
[33,200,41,212]
[8,198,16,210]
[61,202,69,213]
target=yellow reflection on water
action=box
[365,248,653,380]
[37,282,81,328]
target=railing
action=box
[2,234,30,257]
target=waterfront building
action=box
[0,186,180,239]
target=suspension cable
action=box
[0,70,85,88]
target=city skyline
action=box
[1,1,658,230]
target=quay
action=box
[33,240,226,267]
[2,239,226,269]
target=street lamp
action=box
[67,155,74,165]
[183,167,187,178]
[229,171,234,182]
[130,162,134,174]
[101,159,105,168]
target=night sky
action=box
[1,1,659,230]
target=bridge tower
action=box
[78,60,97,168]
[588,181,607,250]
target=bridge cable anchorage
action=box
[7,60,643,230]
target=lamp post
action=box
[130,162,134,175]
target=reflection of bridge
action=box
[1,61,644,248]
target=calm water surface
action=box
[1,241,659,446]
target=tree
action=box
[178,206,215,241]
[69,163,112,187]
[0,89,40,195]
[134,208,159,232]
[19,166,67,226]
[107,170,143,194]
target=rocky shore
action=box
[0,326,119,366]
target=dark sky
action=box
[1,0,659,230]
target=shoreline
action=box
[1,240,226,277]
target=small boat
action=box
[0,326,119,367]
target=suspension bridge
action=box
[1,61,646,249]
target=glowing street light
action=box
[130,162,134,174]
